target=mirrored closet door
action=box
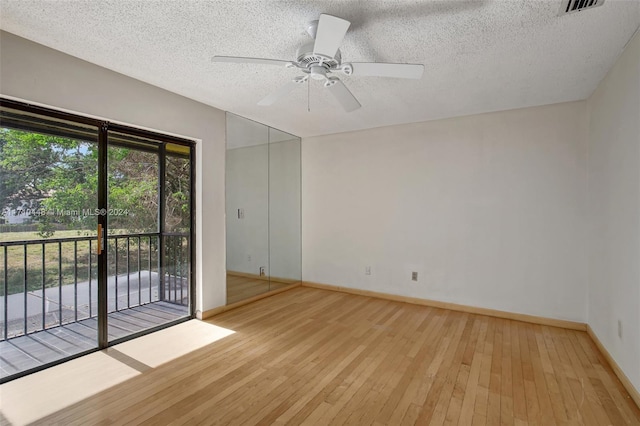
[225,113,301,304]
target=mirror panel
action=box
[225,114,301,304]
[268,127,301,289]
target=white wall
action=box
[226,144,269,275]
[303,101,588,322]
[587,29,640,393]
[0,31,227,313]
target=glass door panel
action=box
[0,105,99,381]
[163,143,192,308]
[105,131,190,343]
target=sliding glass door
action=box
[0,99,195,382]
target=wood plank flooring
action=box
[23,287,640,425]
[226,274,292,304]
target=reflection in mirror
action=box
[225,114,301,304]
[268,127,301,290]
[225,114,270,304]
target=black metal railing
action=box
[0,232,189,341]
[162,233,190,307]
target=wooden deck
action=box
[0,301,188,381]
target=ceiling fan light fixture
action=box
[310,65,327,80]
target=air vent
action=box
[560,0,605,15]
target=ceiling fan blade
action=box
[326,78,361,112]
[313,14,350,58]
[212,56,290,66]
[258,80,301,106]
[350,62,424,79]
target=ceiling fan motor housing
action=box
[296,41,341,72]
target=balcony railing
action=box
[0,232,189,341]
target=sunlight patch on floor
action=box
[113,320,235,368]
[0,320,235,425]
[0,351,140,425]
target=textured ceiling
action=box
[1,0,638,138]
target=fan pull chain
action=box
[307,77,310,112]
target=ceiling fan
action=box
[212,14,424,112]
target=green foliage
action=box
[0,128,59,212]
[0,128,190,237]
[36,217,56,238]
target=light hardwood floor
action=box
[226,273,292,305]
[29,287,640,425]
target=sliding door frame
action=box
[0,97,197,358]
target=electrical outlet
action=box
[259,266,266,277]
[618,320,622,339]
[365,266,371,275]
[247,254,251,262]
[411,271,418,281]
[237,208,245,219]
